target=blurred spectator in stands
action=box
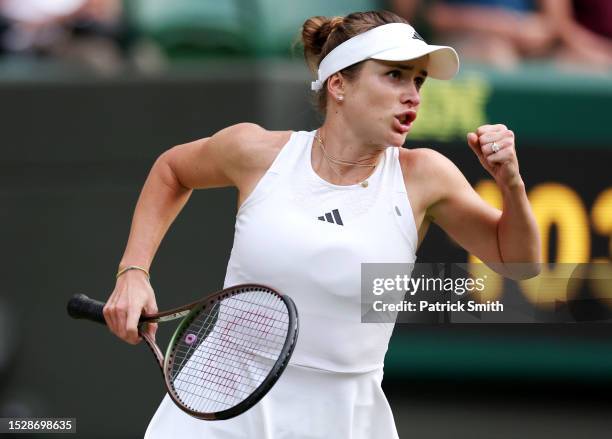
[541,0,612,68]
[389,0,421,22]
[392,0,555,68]
[0,0,130,72]
[390,0,556,69]
[390,0,611,70]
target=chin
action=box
[387,132,408,147]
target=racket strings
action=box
[173,301,287,366]
[183,300,288,347]
[173,340,273,386]
[178,295,286,412]
[173,367,252,397]
[170,302,221,381]
[168,289,290,414]
[192,305,288,350]
[173,344,273,376]
[172,335,275,399]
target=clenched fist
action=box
[467,124,522,188]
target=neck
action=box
[320,118,385,163]
[312,120,385,185]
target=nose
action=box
[400,83,420,107]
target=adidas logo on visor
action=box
[412,30,425,42]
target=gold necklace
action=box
[314,131,378,188]
[315,133,378,168]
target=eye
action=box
[387,70,402,79]
[415,77,426,90]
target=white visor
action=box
[311,22,459,91]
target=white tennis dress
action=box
[145,130,418,438]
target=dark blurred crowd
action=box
[391,0,612,70]
[0,0,610,72]
[0,0,130,71]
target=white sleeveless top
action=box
[223,130,418,372]
[144,130,418,439]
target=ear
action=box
[327,72,345,101]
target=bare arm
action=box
[497,182,541,267]
[117,154,196,274]
[104,123,275,344]
[117,123,254,282]
[425,124,541,279]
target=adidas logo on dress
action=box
[317,209,344,226]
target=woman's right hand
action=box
[103,270,158,345]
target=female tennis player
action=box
[104,10,540,439]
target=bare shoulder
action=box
[162,123,291,190]
[398,147,463,194]
[398,146,457,177]
[212,123,291,173]
[398,146,472,217]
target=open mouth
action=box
[394,111,417,133]
[395,111,417,125]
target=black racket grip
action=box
[67,293,107,325]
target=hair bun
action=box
[328,16,344,31]
[301,16,344,72]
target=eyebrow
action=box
[388,64,428,77]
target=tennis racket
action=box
[67,283,298,420]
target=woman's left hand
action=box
[467,124,522,188]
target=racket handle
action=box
[67,293,107,325]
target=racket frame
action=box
[140,284,298,420]
[67,283,298,421]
